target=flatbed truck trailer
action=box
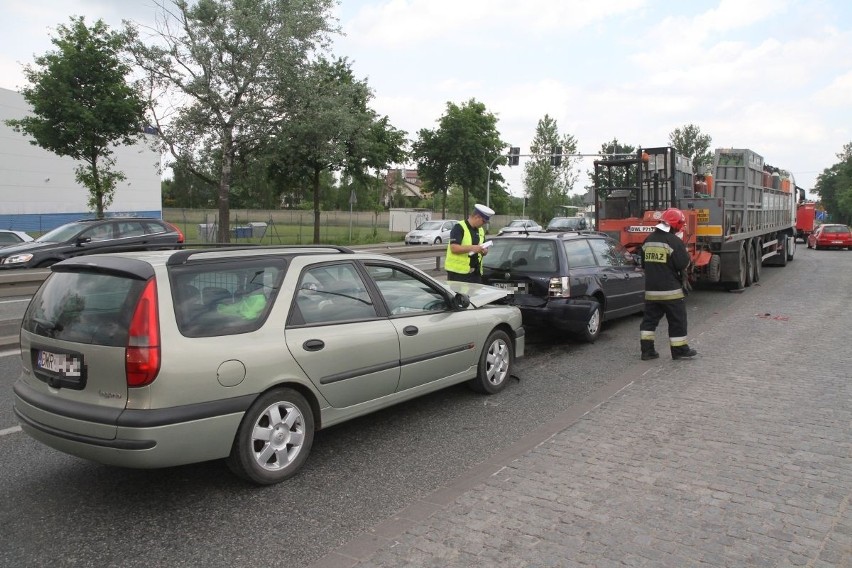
[594,147,797,291]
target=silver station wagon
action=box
[13,246,524,485]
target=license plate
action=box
[36,350,83,377]
[493,282,528,293]
[832,240,843,244]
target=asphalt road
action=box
[0,244,825,567]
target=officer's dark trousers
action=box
[640,298,688,342]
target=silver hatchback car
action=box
[13,246,524,484]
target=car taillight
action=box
[126,278,161,387]
[166,222,185,244]
[548,277,570,297]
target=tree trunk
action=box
[218,129,234,243]
[312,166,321,244]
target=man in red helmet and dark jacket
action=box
[639,207,698,360]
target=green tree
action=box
[411,129,451,217]
[6,17,146,218]
[522,114,580,222]
[669,123,713,174]
[414,99,506,217]
[127,0,338,242]
[813,142,852,225]
[271,57,402,243]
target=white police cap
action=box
[474,203,495,220]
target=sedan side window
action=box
[563,239,596,268]
[366,264,448,315]
[588,238,633,267]
[117,221,146,237]
[295,263,377,325]
[82,223,113,242]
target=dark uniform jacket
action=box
[641,227,691,301]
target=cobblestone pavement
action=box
[311,250,852,568]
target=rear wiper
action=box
[33,317,64,333]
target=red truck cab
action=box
[796,203,817,242]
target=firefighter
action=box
[640,207,698,360]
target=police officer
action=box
[640,207,698,360]
[445,203,494,283]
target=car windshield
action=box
[507,220,528,228]
[417,221,444,231]
[35,222,87,243]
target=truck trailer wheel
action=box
[744,242,756,287]
[707,254,721,283]
[752,240,762,282]
[775,236,788,267]
[725,246,748,292]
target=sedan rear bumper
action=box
[513,297,597,333]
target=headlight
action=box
[2,253,34,265]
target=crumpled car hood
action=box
[443,281,509,308]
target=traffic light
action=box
[551,146,562,167]
[508,147,520,166]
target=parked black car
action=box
[482,231,645,342]
[0,217,184,269]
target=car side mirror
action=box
[452,293,470,310]
[75,236,91,246]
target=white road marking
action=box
[0,425,22,436]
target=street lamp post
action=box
[485,154,502,210]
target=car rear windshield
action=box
[169,258,285,337]
[484,240,559,272]
[22,271,146,346]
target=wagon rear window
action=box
[23,272,144,346]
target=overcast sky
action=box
[1,0,850,199]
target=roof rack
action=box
[166,244,355,266]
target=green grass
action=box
[164,209,399,246]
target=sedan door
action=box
[587,237,645,316]
[364,263,478,392]
[285,261,401,408]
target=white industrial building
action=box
[0,87,162,234]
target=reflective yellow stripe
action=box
[640,331,656,340]
[669,337,689,347]
[644,289,684,301]
[697,225,723,237]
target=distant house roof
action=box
[384,168,425,202]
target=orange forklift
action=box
[592,147,712,279]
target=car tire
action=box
[468,329,512,394]
[227,387,315,485]
[433,237,442,244]
[578,299,602,343]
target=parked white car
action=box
[404,219,458,245]
[497,219,542,235]
[0,229,34,248]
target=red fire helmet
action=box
[661,208,686,232]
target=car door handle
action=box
[303,339,325,351]
[403,326,418,336]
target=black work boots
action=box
[640,340,660,361]
[671,345,698,360]
[642,341,698,360]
